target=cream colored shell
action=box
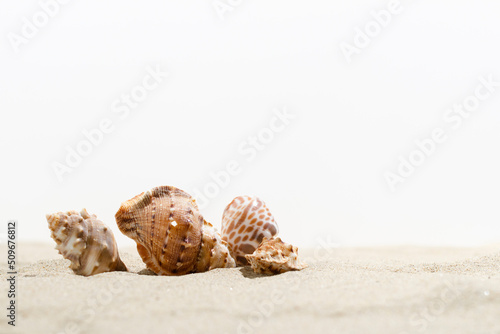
[196,220,235,272]
[245,237,307,275]
[221,196,279,266]
[46,209,127,276]
[115,185,235,275]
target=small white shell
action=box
[245,237,307,275]
[46,209,127,276]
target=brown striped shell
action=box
[245,237,307,275]
[115,186,235,275]
[46,209,127,276]
[221,196,279,266]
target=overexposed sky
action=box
[1,0,500,248]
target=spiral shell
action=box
[115,185,235,275]
[245,237,307,275]
[221,196,279,265]
[46,209,127,276]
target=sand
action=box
[1,243,499,334]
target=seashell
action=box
[195,220,236,272]
[245,237,307,275]
[46,209,127,276]
[221,196,279,265]
[115,185,235,276]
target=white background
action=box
[1,0,500,248]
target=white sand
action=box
[1,243,499,334]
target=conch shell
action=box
[221,196,279,265]
[115,185,235,275]
[46,209,127,276]
[245,237,307,275]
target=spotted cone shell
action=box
[46,209,127,276]
[246,237,307,275]
[221,196,279,266]
[115,186,235,275]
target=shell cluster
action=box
[220,195,307,275]
[115,185,235,275]
[46,186,306,277]
[46,209,127,276]
[221,196,279,265]
[246,237,308,275]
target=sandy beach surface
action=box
[1,242,499,334]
